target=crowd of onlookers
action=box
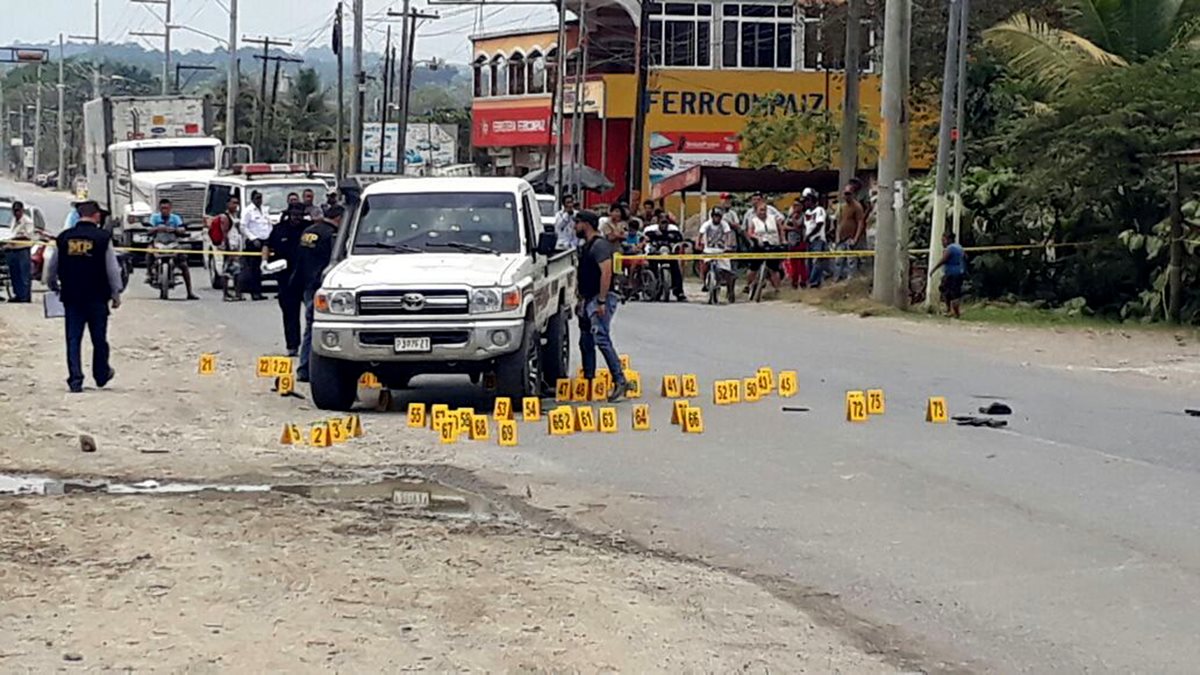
[550,180,873,300]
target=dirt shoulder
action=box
[0,299,894,672]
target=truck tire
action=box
[310,351,359,412]
[497,319,540,400]
[540,305,569,393]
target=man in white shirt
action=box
[239,190,272,300]
[801,188,829,288]
[4,201,41,302]
[698,208,736,300]
[553,195,578,250]
[642,215,687,301]
[745,202,783,295]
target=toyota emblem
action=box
[400,293,426,311]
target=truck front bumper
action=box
[311,317,525,363]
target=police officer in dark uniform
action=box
[45,201,125,393]
[295,204,343,382]
[264,202,311,356]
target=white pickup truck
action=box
[309,177,577,411]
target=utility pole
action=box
[394,0,410,175]
[388,4,438,174]
[334,3,345,180]
[872,0,912,307]
[351,0,364,174]
[571,0,588,198]
[951,0,971,238]
[243,36,295,159]
[33,64,43,179]
[838,0,863,190]
[57,34,67,190]
[924,0,963,309]
[70,0,103,99]
[378,25,392,173]
[0,79,7,177]
[553,0,568,198]
[226,0,238,146]
[130,0,172,94]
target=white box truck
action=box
[83,95,251,257]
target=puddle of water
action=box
[0,474,491,519]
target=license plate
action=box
[394,337,431,353]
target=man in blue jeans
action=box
[575,210,629,402]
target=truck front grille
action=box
[357,289,470,316]
[156,185,207,224]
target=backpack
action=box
[208,214,227,246]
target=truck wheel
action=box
[540,306,569,393]
[310,352,359,412]
[497,320,540,399]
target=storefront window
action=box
[546,48,559,95]
[721,3,793,70]
[802,7,822,70]
[474,56,490,97]
[491,55,508,96]
[528,50,546,94]
[648,1,713,68]
[509,52,527,95]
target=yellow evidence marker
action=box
[845,391,868,422]
[670,399,690,425]
[272,356,293,376]
[498,419,518,446]
[279,423,302,445]
[681,374,700,398]
[555,378,572,402]
[358,372,381,389]
[727,379,741,403]
[276,374,295,396]
[756,367,774,394]
[575,406,598,432]
[661,375,682,398]
[456,408,475,437]
[548,406,574,436]
[345,414,364,438]
[256,356,272,378]
[572,377,591,402]
[598,407,618,433]
[626,370,643,398]
[778,371,798,398]
[309,422,332,448]
[682,406,705,434]
[522,396,542,421]
[198,354,216,375]
[713,380,735,405]
[591,377,609,402]
[493,396,513,421]
[329,417,349,443]
[632,404,651,431]
[407,402,427,428]
[438,418,459,444]
[619,354,631,370]
[430,404,450,428]
[743,377,760,402]
[470,414,490,441]
[926,397,949,423]
[867,389,886,415]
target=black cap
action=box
[324,204,346,220]
[574,210,600,229]
[76,200,102,217]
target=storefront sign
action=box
[473,106,552,147]
[648,131,739,184]
[645,89,825,117]
[562,80,606,118]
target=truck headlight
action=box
[316,290,356,315]
[470,286,522,314]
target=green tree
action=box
[985,0,1200,96]
[737,92,876,171]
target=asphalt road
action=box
[11,179,1200,673]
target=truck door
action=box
[521,190,550,322]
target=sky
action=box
[1,0,557,64]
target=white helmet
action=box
[802,187,818,200]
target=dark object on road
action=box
[953,416,1008,429]
[781,406,811,413]
[79,434,96,453]
[979,402,1012,415]
[63,653,83,662]
[1185,409,1200,417]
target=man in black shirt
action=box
[265,202,311,356]
[575,210,629,402]
[295,205,342,382]
[44,201,125,393]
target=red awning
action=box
[651,166,843,201]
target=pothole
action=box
[0,473,493,519]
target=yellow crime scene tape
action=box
[616,241,1098,264]
[6,239,264,256]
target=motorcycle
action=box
[643,230,688,303]
[145,228,185,300]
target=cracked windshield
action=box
[353,192,520,253]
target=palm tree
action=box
[985,0,1200,97]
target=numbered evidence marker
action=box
[681,374,700,398]
[555,378,572,402]
[713,380,735,405]
[548,406,575,436]
[926,397,949,423]
[598,406,619,433]
[493,396,513,421]
[866,389,886,416]
[661,374,682,398]
[407,402,428,428]
[498,419,519,446]
[619,354,632,370]
[273,356,294,376]
[256,356,273,378]
[572,377,591,402]
[626,370,643,399]
[591,377,610,402]
[778,370,798,398]
[726,379,742,403]
[329,417,349,443]
[682,406,705,434]
[276,373,295,396]
[358,372,382,389]
[279,423,302,445]
[522,396,542,422]
[756,367,774,394]
[470,414,491,441]
[430,404,451,429]
[574,406,598,433]
[845,391,869,423]
[743,377,761,402]
[309,422,332,448]
[198,353,216,375]
[456,408,475,437]
[632,403,651,431]
[345,413,364,438]
[670,399,690,425]
[438,417,460,444]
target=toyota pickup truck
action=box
[309,177,577,411]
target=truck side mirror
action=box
[536,232,557,257]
